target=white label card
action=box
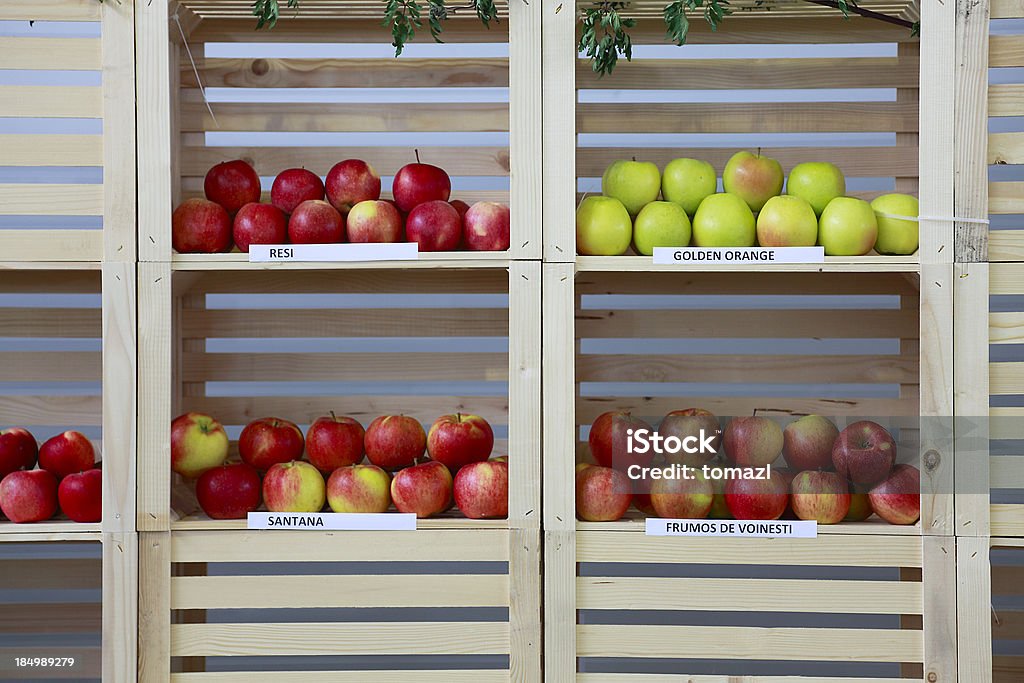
[247,512,417,531]
[653,247,825,265]
[645,518,818,538]
[249,243,419,262]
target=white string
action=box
[173,11,218,128]
[874,212,990,225]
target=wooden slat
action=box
[990,230,1024,262]
[991,608,1024,639]
[991,361,1024,394]
[990,312,1024,344]
[992,456,1024,489]
[991,408,1024,439]
[577,676,911,683]
[988,132,1024,165]
[0,135,103,167]
[181,269,508,295]
[0,603,100,634]
[992,504,1024,536]
[993,564,1024,595]
[0,185,103,216]
[993,0,1024,17]
[0,230,103,262]
[991,181,1024,214]
[576,272,918,296]
[0,351,100,381]
[190,18,508,44]
[0,86,102,118]
[992,262,1024,294]
[0,1,100,21]
[0,37,100,70]
[991,35,1024,67]
[0,395,102,426]
[0,558,102,590]
[577,396,920,421]
[0,308,99,337]
[990,84,1024,117]
[171,672,508,683]
[995,655,1024,683]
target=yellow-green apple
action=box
[724,470,788,520]
[39,431,95,480]
[708,472,731,518]
[204,159,261,215]
[464,201,511,251]
[57,467,101,523]
[756,195,818,247]
[239,417,305,472]
[723,416,783,467]
[576,196,632,256]
[661,157,717,215]
[650,470,714,519]
[0,469,58,523]
[271,168,325,214]
[786,161,845,216]
[233,203,287,253]
[658,409,720,466]
[172,198,232,253]
[868,463,919,525]
[782,415,839,471]
[391,460,453,517]
[364,415,426,470]
[692,193,756,247]
[790,470,850,524]
[326,159,382,214]
[870,193,919,255]
[601,159,661,215]
[346,200,403,243]
[575,465,632,521]
[632,201,691,255]
[427,414,494,471]
[723,150,784,213]
[171,413,229,479]
[818,197,878,256]
[392,160,451,212]
[0,428,37,479]
[327,464,392,513]
[305,413,365,473]
[406,200,461,251]
[589,410,655,471]
[196,463,261,519]
[453,458,508,519]
[832,420,896,485]
[263,460,326,513]
[844,491,874,521]
[287,199,344,244]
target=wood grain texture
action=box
[957,536,993,682]
[137,0,174,260]
[544,529,576,683]
[102,532,138,682]
[102,0,137,261]
[170,673,508,682]
[138,263,173,530]
[956,0,989,261]
[955,263,990,535]
[509,262,542,527]
[138,532,172,683]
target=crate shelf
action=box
[171,252,523,271]
[169,511,511,531]
[576,255,922,274]
[575,512,923,536]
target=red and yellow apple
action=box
[832,420,896,486]
[171,412,229,479]
[427,414,494,471]
[723,416,783,467]
[239,417,305,472]
[868,463,919,525]
[464,202,511,251]
[575,465,631,522]
[724,470,788,520]
[650,470,714,519]
[326,159,382,214]
[392,161,451,212]
[790,470,850,524]
[327,464,391,513]
[453,458,508,519]
[0,469,58,523]
[262,460,325,513]
[346,200,403,243]
[305,414,365,473]
[287,199,344,244]
[364,415,426,470]
[658,408,720,466]
[782,415,839,471]
[232,202,287,252]
[405,200,461,251]
[391,460,453,518]
[589,410,655,471]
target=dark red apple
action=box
[790,470,850,524]
[38,431,95,479]
[775,466,798,519]
[575,465,631,522]
[783,415,839,471]
[724,470,788,520]
[364,415,426,470]
[287,199,344,244]
[195,462,262,519]
[832,420,897,486]
[392,161,451,212]
[427,414,494,471]
[204,159,261,215]
[346,200,404,243]
[326,159,382,213]
[271,168,325,214]
[391,460,453,518]
[588,410,655,471]
[868,463,920,525]
[172,198,232,253]
[453,458,508,519]
[0,428,38,479]
[450,200,471,218]
[650,471,714,519]
[723,416,784,467]
[464,201,511,251]
[405,200,461,251]
[232,202,287,252]
[658,408,721,466]
[0,469,58,523]
[305,413,365,473]
[238,417,305,471]
[57,468,102,523]
[633,491,657,516]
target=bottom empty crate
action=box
[992,542,1024,682]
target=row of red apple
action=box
[578,152,919,256]
[0,428,101,523]
[173,158,510,253]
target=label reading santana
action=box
[646,518,817,538]
[248,512,417,531]
[653,247,825,265]
[249,243,419,262]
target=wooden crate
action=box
[0,0,135,262]
[988,539,1024,682]
[136,0,541,262]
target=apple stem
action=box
[414,149,421,164]
[756,147,762,158]
[632,156,637,162]
[330,410,337,421]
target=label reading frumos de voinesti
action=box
[652,246,825,265]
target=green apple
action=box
[576,195,632,255]
[870,193,919,255]
[722,150,784,213]
[602,159,661,215]
[692,193,756,247]
[818,197,878,256]
[661,158,717,216]
[633,201,692,255]
[787,162,846,216]
[756,195,818,247]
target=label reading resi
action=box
[249,243,419,262]
[653,247,825,265]
[646,518,817,538]
[248,512,417,531]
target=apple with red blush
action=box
[723,416,784,467]
[391,460,453,518]
[724,470,788,520]
[0,469,58,523]
[305,413,365,473]
[790,470,850,524]
[287,200,344,244]
[868,463,920,525]
[0,428,38,479]
[588,410,654,471]
[172,198,232,253]
[464,202,511,251]
[239,417,305,471]
[346,200,404,243]
[58,468,102,523]
[782,415,839,471]
[326,159,382,213]
[832,420,897,486]
[392,157,451,212]
[365,415,426,470]
[196,463,262,519]
[232,203,287,252]
[204,159,261,215]
[575,465,631,521]
[453,458,508,519]
[405,200,461,251]
[427,414,493,471]
[650,470,713,519]
[271,168,325,214]
[38,431,95,480]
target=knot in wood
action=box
[250,58,270,77]
[923,449,941,472]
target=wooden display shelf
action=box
[575,511,923,536]
[576,254,922,273]
[170,511,510,531]
[171,252,521,271]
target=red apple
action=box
[238,417,305,472]
[391,460,453,518]
[775,466,798,519]
[305,413,365,473]
[450,200,471,218]
[575,465,632,522]
[650,471,714,519]
[204,159,261,215]
[658,409,721,466]
[262,460,326,513]
[171,412,230,478]
[38,431,95,480]
[271,168,325,214]
[287,199,344,244]
[845,491,874,522]
[790,470,850,524]
[364,415,426,470]
[0,427,38,479]
[172,198,232,253]
[723,416,784,467]
[392,161,451,212]
[782,415,839,471]
[232,203,287,252]
[427,414,494,471]
[868,463,920,525]
[633,491,657,516]
[0,469,58,523]
[57,468,102,523]
[724,470,788,520]
[832,420,897,486]
[588,410,655,471]
[196,463,262,519]
[326,159,382,213]
[454,459,508,519]
[346,200,404,243]
[405,200,461,251]
[708,472,731,519]
[463,201,511,251]
[327,464,391,513]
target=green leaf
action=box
[578,1,637,76]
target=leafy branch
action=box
[578,3,636,76]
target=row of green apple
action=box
[577,151,919,257]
